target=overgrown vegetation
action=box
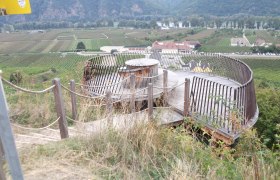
[18,122,279,179]
[9,71,23,84]
[241,57,280,150]
[255,88,280,150]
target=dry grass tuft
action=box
[16,122,280,179]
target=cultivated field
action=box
[0,28,205,53]
[245,30,280,44]
[0,53,92,89]
[241,57,280,87]
[200,29,252,53]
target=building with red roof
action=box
[152,41,200,53]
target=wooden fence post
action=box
[0,72,24,180]
[53,78,69,139]
[148,83,153,121]
[70,80,77,120]
[163,69,168,106]
[106,90,113,126]
[184,78,190,117]
[130,73,136,113]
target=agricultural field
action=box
[245,30,280,44]
[240,57,280,87]
[2,28,276,54]
[185,29,216,41]
[199,29,252,53]
[0,28,221,54]
[0,28,202,53]
[0,53,92,89]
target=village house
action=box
[231,38,251,47]
[152,41,201,53]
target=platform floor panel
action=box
[168,71,240,111]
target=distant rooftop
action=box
[152,41,200,51]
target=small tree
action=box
[76,41,86,51]
[10,71,23,84]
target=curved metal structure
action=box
[83,52,258,141]
[180,53,258,139]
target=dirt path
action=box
[101,33,109,39]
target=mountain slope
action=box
[2,0,280,23]
[176,0,280,16]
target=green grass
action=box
[245,30,280,44]
[185,29,216,41]
[0,53,91,88]
[199,29,252,53]
[241,57,280,87]
[201,45,251,53]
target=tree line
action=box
[251,45,280,54]
[2,16,280,31]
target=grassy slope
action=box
[0,53,90,88]
[16,123,279,179]
[240,57,280,87]
[245,30,280,44]
[200,29,252,53]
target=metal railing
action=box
[83,52,258,137]
[181,53,258,136]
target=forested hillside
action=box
[176,0,280,17]
[1,0,280,23]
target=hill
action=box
[176,0,280,17]
[16,123,280,179]
[1,0,280,23]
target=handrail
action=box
[12,117,60,130]
[1,78,55,94]
[61,84,106,99]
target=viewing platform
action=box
[82,52,258,144]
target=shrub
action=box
[76,41,86,51]
[9,71,23,84]
[50,68,57,73]
[255,88,280,150]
